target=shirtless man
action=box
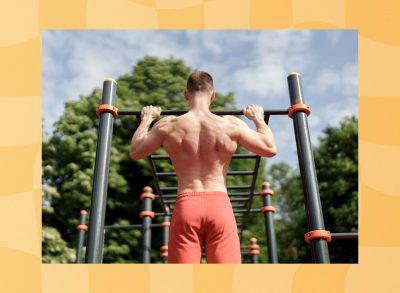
[130,71,276,264]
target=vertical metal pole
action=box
[160,206,170,264]
[287,72,330,263]
[76,210,88,263]
[140,186,155,264]
[85,78,117,263]
[248,237,260,264]
[260,182,278,263]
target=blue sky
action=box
[42,30,357,168]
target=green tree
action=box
[42,226,75,263]
[42,56,265,263]
[315,116,358,263]
[265,116,358,263]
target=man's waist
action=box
[177,191,228,197]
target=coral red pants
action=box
[168,191,241,264]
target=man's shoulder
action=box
[155,115,177,124]
[161,115,177,121]
[153,115,177,131]
[222,115,245,126]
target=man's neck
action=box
[188,94,211,114]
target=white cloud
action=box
[232,31,313,98]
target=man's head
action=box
[184,71,215,102]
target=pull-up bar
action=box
[118,109,288,116]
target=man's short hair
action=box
[186,71,214,94]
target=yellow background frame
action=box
[1,1,399,292]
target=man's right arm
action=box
[229,105,277,157]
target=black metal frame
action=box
[260,183,278,263]
[75,210,88,264]
[84,73,334,264]
[287,73,330,263]
[85,79,117,263]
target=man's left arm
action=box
[129,106,163,160]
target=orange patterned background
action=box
[0,0,399,292]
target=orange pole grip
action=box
[248,244,260,249]
[140,193,155,201]
[140,211,155,219]
[77,224,88,231]
[96,104,119,119]
[288,103,311,118]
[260,189,274,197]
[161,221,170,227]
[304,230,331,244]
[261,206,276,213]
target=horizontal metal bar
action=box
[331,232,358,240]
[229,192,252,196]
[227,185,252,190]
[229,198,250,202]
[104,224,162,229]
[164,199,177,204]
[154,212,167,217]
[150,155,171,160]
[156,172,176,176]
[228,171,254,175]
[157,194,177,198]
[119,109,288,116]
[234,208,260,213]
[159,187,179,191]
[231,203,247,208]
[156,171,254,176]
[233,154,258,158]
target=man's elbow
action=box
[129,149,142,160]
[260,146,277,157]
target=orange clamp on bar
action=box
[160,252,168,258]
[250,237,257,242]
[260,189,274,197]
[304,230,331,244]
[261,206,276,213]
[96,104,119,119]
[248,244,260,249]
[261,181,270,186]
[143,186,153,192]
[160,245,168,251]
[288,103,311,118]
[249,249,260,255]
[77,224,88,231]
[140,211,155,219]
[140,193,155,201]
[161,221,170,227]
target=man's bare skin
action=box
[130,90,277,194]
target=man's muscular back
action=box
[157,112,239,193]
[130,105,277,194]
